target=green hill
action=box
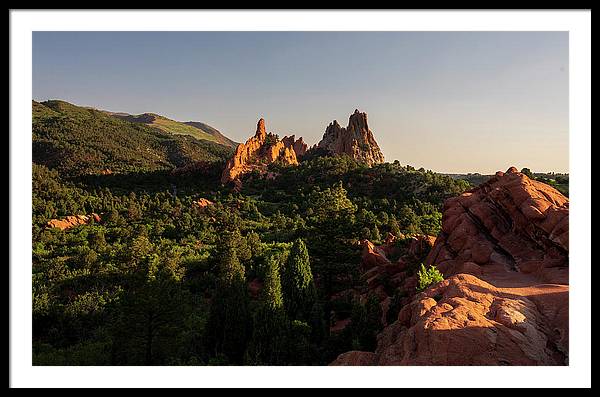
[184,121,238,148]
[33,100,234,177]
[106,111,237,148]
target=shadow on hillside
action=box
[74,167,223,195]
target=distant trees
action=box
[309,181,356,222]
[521,167,534,178]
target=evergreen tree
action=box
[89,229,107,251]
[398,205,419,234]
[281,239,317,321]
[245,254,287,365]
[371,225,381,243]
[205,246,250,364]
[111,260,188,365]
[389,214,402,238]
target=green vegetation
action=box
[416,264,444,292]
[31,102,476,365]
[448,169,569,197]
[109,111,237,148]
[530,171,569,196]
[184,121,238,148]
[33,100,234,177]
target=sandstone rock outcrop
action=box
[425,166,569,284]
[192,198,214,212]
[282,135,308,158]
[332,273,568,365]
[331,167,569,366]
[330,351,377,366]
[46,214,101,230]
[221,119,305,184]
[317,109,385,166]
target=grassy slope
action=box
[184,121,238,148]
[107,111,238,148]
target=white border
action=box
[10,10,591,388]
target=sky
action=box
[32,31,569,174]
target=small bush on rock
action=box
[416,264,444,292]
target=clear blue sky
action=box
[33,31,569,173]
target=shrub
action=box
[416,264,444,292]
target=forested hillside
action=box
[33,100,234,177]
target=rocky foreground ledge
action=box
[331,167,569,366]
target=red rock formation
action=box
[330,351,377,366]
[425,166,568,284]
[221,119,305,184]
[282,135,308,157]
[408,235,437,258]
[342,236,436,327]
[331,274,568,366]
[192,198,214,212]
[46,213,101,230]
[330,318,352,334]
[331,167,569,366]
[360,239,393,270]
[317,109,385,166]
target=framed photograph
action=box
[9,9,591,388]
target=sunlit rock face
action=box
[221,118,304,185]
[47,214,101,230]
[317,109,385,166]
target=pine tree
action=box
[245,254,287,365]
[205,246,250,364]
[262,255,284,311]
[389,214,402,238]
[111,260,188,365]
[89,229,107,251]
[281,239,317,321]
[371,225,382,243]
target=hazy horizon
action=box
[33,31,569,174]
